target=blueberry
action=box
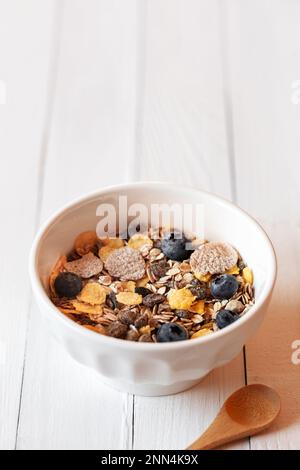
[161,231,193,261]
[135,287,152,297]
[156,322,188,342]
[210,274,239,300]
[216,309,239,329]
[54,272,82,298]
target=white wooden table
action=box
[1,0,300,450]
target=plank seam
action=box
[14,0,65,449]
[218,0,250,450]
[217,0,237,204]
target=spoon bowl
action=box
[186,384,281,450]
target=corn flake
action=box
[189,300,205,314]
[194,272,212,283]
[116,292,143,306]
[72,300,104,315]
[226,265,240,275]
[101,238,124,249]
[242,267,253,285]
[191,329,213,339]
[168,288,196,310]
[76,282,107,305]
[74,231,98,256]
[128,234,153,251]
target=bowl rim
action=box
[29,181,277,351]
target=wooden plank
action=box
[133,0,248,450]
[16,0,138,449]
[246,223,300,450]
[0,0,55,450]
[226,0,300,449]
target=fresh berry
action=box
[215,309,239,329]
[54,272,82,298]
[135,287,152,297]
[156,322,188,342]
[189,279,207,300]
[210,274,239,300]
[161,231,193,261]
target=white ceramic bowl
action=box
[29,182,276,396]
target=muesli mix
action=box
[49,229,254,343]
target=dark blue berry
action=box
[161,231,193,261]
[156,322,188,342]
[216,309,239,329]
[210,274,239,300]
[135,287,152,297]
[54,272,82,298]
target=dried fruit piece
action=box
[189,280,207,300]
[139,333,153,342]
[107,321,128,338]
[128,234,153,251]
[242,267,253,285]
[168,288,196,310]
[65,252,103,278]
[175,310,193,319]
[71,301,103,315]
[77,283,107,305]
[116,292,143,306]
[134,313,148,329]
[126,329,139,341]
[190,242,238,276]
[188,300,205,314]
[142,293,165,307]
[150,260,168,280]
[105,247,146,281]
[118,309,140,325]
[106,291,118,310]
[74,231,98,256]
[135,286,152,297]
[191,329,213,339]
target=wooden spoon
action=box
[186,384,281,450]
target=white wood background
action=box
[0,0,299,450]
